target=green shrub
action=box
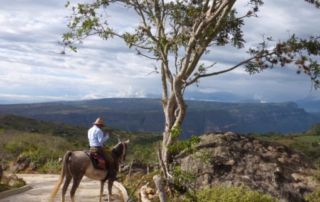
[173,166,197,193]
[307,124,320,136]
[184,186,278,202]
[171,125,183,139]
[129,144,157,164]
[1,131,79,173]
[38,159,62,173]
[305,187,320,202]
[169,136,200,155]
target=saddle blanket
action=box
[85,151,106,170]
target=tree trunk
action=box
[159,84,186,179]
[159,125,172,179]
[153,174,166,202]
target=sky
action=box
[0,0,319,104]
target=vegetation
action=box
[252,123,320,164]
[0,130,80,173]
[0,184,9,192]
[185,186,278,202]
[305,187,320,202]
[0,115,161,173]
[168,136,200,155]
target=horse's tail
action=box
[49,151,72,202]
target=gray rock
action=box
[175,132,318,202]
[13,155,31,172]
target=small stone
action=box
[145,187,155,194]
[225,159,235,166]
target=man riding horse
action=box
[88,117,116,180]
[49,117,129,202]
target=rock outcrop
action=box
[0,173,26,187]
[175,132,319,202]
[13,155,31,172]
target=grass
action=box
[185,186,278,202]
[252,125,320,164]
[0,184,10,192]
[0,129,83,173]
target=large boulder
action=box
[175,132,319,202]
[0,174,26,188]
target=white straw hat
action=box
[93,117,104,126]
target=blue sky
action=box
[0,0,319,104]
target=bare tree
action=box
[63,0,320,179]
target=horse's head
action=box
[112,139,130,163]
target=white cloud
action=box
[0,0,319,104]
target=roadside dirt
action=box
[0,174,127,202]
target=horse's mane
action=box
[112,142,124,157]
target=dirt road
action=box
[0,174,128,202]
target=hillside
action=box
[0,98,319,138]
[0,115,161,173]
[2,116,320,201]
[252,123,320,164]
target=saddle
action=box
[85,150,106,170]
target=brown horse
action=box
[49,140,129,202]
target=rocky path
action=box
[0,174,128,202]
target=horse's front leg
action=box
[107,180,114,202]
[99,180,105,202]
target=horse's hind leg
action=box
[61,173,72,202]
[70,174,84,202]
[99,180,105,202]
[107,180,114,202]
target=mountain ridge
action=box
[0,98,319,137]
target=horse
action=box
[49,140,129,202]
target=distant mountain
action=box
[148,91,260,103]
[0,98,319,138]
[185,91,258,103]
[296,99,320,113]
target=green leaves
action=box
[246,35,320,88]
[171,125,183,139]
[123,32,139,48]
[215,9,245,48]
[168,135,200,155]
[62,1,113,52]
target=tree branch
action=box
[186,53,274,86]
[133,0,158,43]
[136,49,159,60]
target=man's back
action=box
[88,125,108,147]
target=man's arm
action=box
[97,130,109,145]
